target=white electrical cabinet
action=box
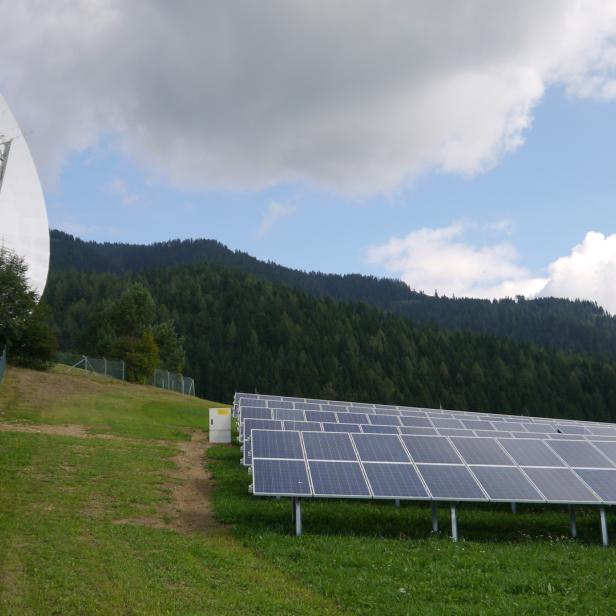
[210,407,232,443]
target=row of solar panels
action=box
[234,396,616,438]
[234,392,616,431]
[249,430,616,505]
[239,417,616,466]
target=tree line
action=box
[49,229,616,361]
[44,263,616,422]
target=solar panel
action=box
[296,402,322,411]
[308,461,371,497]
[302,432,357,461]
[323,404,348,413]
[322,422,362,433]
[556,424,590,435]
[399,426,439,436]
[401,436,462,464]
[461,420,495,431]
[546,440,615,468]
[436,428,474,437]
[511,432,545,439]
[269,401,295,410]
[450,437,513,466]
[273,408,306,421]
[430,418,465,429]
[241,398,267,407]
[470,466,544,502]
[498,438,565,467]
[474,430,514,439]
[524,423,557,434]
[416,464,487,500]
[363,463,429,498]
[361,425,399,434]
[588,426,616,437]
[338,412,368,424]
[522,467,600,503]
[574,469,616,503]
[252,430,304,459]
[305,410,337,423]
[283,420,322,432]
[241,406,273,420]
[352,434,410,462]
[368,414,400,426]
[490,421,526,432]
[590,441,616,465]
[399,417,432,428]
[252,459,311,496]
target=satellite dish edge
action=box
[0,95,50,299]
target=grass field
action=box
[1,366,616,614]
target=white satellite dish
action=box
[0,95,49,298]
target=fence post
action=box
[104,357,107,377]
[122,360,125,381]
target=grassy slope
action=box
[0,367,343,615]
[208,446,616,615]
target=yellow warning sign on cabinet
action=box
[217,408,230,415]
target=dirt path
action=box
[0,422,223,534]
[162,430,223,533]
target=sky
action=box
[3,1,616,311]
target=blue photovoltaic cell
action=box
[252,430,304,459]
[401,436,462,464]
[450,437,513,466]
[512,432,545,439]
[252,459,311,496]
[242,442,252,465]
[368,414,400,426]
[556,424,590,435]
[491,421,526,432]
[398,410,428,418]
[341,412,369,424]
[546,440,614,468]
[548,433,587,440]
[273,408,306,421]
[305,410,337,423]
[591,441,616,465]
[588,426,616,437]
[268,401,294,410]
[322,422,362,433]
[416,464,487,500]
[470,466,544,501]
[295,402,322,411]
[375,404,399,412]
[241,407,273,420]
[461,420,495,431]
[303,432,357,460]
[242,418,282,439]
[475,430,514,439]
[430,418,465,429]
[523,423,557,434]
[399,427,439,436]
[283,420,322,432]
[399,417,432,428]
[574,469,616,503]
[522,467,600,503]
[498,438,565,467]
[282,396,303,402]
[240,398,266,407]
[308,461,371,496]
[361,425,399,434]
[323,404,348,413]
[363,463,429,498]
[436,428,474,437]
[352,434,410,462]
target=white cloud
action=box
[1,2,616,193]
[258,201,298,236]
[366,223,547,298]
[368,226,616,314]
[539,232,616,313]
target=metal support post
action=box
[395,499,400,508]
[291,497,296,522]
[569,505,577,539]
[431,501,439,533]
[295,498,302,536]
[600,506,608,547]
[511,502,517,514]
[104,357,107,377]
[450,504,458,542]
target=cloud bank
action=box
[367,226,616,313]
[2,1,616,193]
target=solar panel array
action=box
[250,428,616,505]
[235,393,616,467]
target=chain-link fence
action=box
[56,351,195,396]
[0,347,6,384]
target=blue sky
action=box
[4,2,616,310]
[48,86,616,281]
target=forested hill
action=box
[44,263,616,422]
[49,229,616,360]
